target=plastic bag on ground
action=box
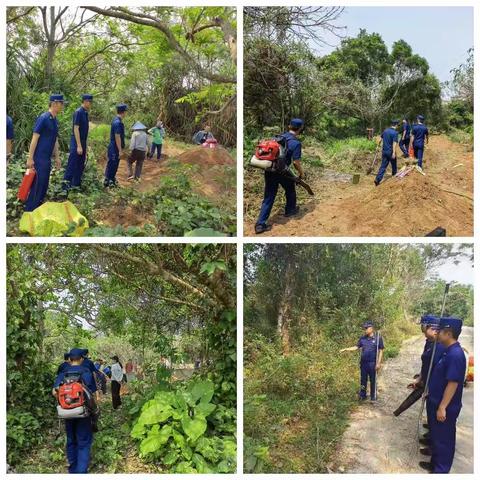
[19,201,89,237]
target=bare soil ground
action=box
[244,135,473,236]
[96,143,236,228]
[329,327,473,473]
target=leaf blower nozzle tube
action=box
[393,386,424,416]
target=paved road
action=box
[331,327,473,473]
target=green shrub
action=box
[130,378,236,473]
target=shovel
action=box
[367,144,380,175]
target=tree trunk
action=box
[43,7,57,89]
[217,17,237,64]
[277,264,294,356]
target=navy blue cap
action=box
[64,352,70,360]
[82,94,93,101]
[420,314,438,325]
[417,114,425,122]
[69,348,85,358]
[439,317,462,335]
[290,118,304,128]
[116,103,128,113]
[50,94,65,102]
[80,348,89,356]
[421,315,441,330]
[362,322,373,328]
[391,119,400,125]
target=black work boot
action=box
[420,447,432,456]
[419,461,433,473]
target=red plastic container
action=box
[17,169,36,202]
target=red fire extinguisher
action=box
[17,169,36,202]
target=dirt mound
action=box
[175,146,235,166]
[335,170,472,236]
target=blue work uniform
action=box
[57,361,71,375]
[63,106,89,189]
[7,115,14,140]
[421,340,447,386]
[25,111,59,212]
[427,341,466,473]
[256,132,301,227]
[411,124,429,168]
[375,127,398,184]
[399,122,411,157]
[81,358,97,375]
[421,340,447,430]
[104,116,125,185]
[357,333,384,400]
[54,365,97,474]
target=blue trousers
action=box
[256,171,297,227]
[360,361,377,400]
[25,156,52,212]
[65,417,93,473]
[105,144,120,183]
[427,400,459,473]
[375,153,397,184]
[149,143,162,159]
[64,148,86,190]
[414,146,424,168]
[399,137,410,156]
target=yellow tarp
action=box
[19,201,89,237]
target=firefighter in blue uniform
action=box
[374,120,399,186]
[255,118,306,234]
[399,117,411,158]
[410,115,429,169]
[419,317,466,473]
[104,103,127,187]
[25,94,64,211]
[340,322,384,401]
[7,114,14,158]
[63,94,93,191]
[417,315,447,454]
[53,348,97,474]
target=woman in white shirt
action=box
[110,355,124,409]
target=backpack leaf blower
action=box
[56,373,93,419]
[250,136,314,195]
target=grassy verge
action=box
[446,128,473,150]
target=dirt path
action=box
[245,135,473,236]
[97,143,186,192]
[95,143,236,228]
[330,326,473,473]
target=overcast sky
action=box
[427,245,474,285]
[313,6,473,85]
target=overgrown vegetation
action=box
[244,243,473,473]
[7,244,236,473]
[6,7,236,236]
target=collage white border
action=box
[1,0,478,478]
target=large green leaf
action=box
[139,425,172,455]
[195,401,216,417]
[192,452,213,473]
[163,449,179,465]
[130,421,147,439]
[189,379,215,404]
[138,402,173,425]
[181,414,207,442]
